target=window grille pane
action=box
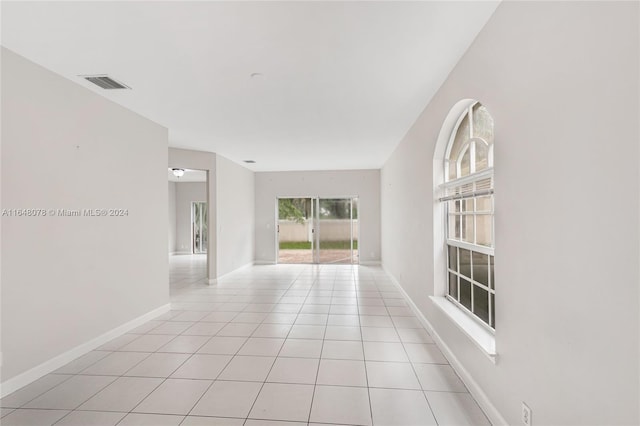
[449,272,458,299]
[475,196,492,213]
[448,245,458,272]
[462,215,474,243]
[472,103,494,146]
[460,148,471,177]
[473,285,490,324]
[448,215,461,239]
[490,256,495,290]
[448,215,454,239]
[475,214,492,247]
[490,293,495,326]
[447,160,457,181]
[448,200,460,213]
[475,141,489,172]
[472,252,489,287]
[463,199,474,213]
[459,249,471,278]
[448,113,470,180]
[460,278,472,310]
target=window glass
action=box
[449,272,458,299]
[459,249,471,278]
[448,215,460,239]
[475,140,490,172]
[463,199,474,213]
[472,103,494,145]
[474,286,490,323]
[460,279,472,310]
[490,256,495,290]
[490,293,495,326]
[472,252,489,286]
[448,245,458,272]
[462,215,474,243]
[448,114,470,180]
[459,148,471,177]
[476,196,492,213]
[475,215,493,247]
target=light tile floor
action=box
[1,254,491,426]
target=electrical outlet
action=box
[522,402,532,426]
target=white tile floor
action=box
[0,254,491,426]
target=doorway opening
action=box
[168,166,209,290]
[277,197,359,264]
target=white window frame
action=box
[431,99,496,360]
[440,103,495,332]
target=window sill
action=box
[430,296,497,363]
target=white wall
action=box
[1,48,169,384]
[175,182,206,254]
[381,2,639,425]
[168,181,176,254]
[255,170,380,263]
[216,155,255,277]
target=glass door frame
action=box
[276,196,359,265]
[191,201,207,254]
[276,196,316,265]
[316,197,359,265]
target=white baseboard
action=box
[381,263,507,426]
[0,303,171,398]
[359,260,381,266]
[208,261,255,284]
[253,260,275,265]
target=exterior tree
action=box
[278,198,306,223]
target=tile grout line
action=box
[171,267,260,426]
[307,273,331,425]
[6,261,470,425]
[19,340,162,422]
[177,354,236,425]
[388,287,441,426]
[75,322,204,425]
[64,284,235,425]
[359,270,378,426]
[242,266,310,424]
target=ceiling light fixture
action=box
[172,168,185,178]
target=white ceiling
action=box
[168,168,207,183]
[1,1,498,172]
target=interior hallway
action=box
[0,255,489,425]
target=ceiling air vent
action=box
[82,75,130,90]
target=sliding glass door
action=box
[318,198,358,264]
[277,198,314,264]
[277,197,359,264]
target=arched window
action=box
[440,102,495,329]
